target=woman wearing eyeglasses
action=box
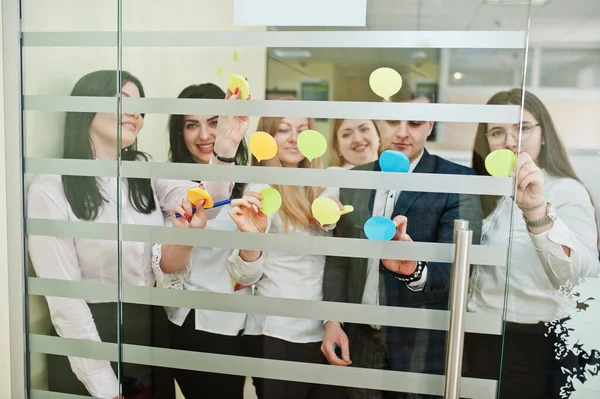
[466,89,600,398]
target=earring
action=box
[542,139,546,145]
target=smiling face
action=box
[89,81,143,159]
[335,119,380,167]
[181,114,218,164]
[273,117,311,168]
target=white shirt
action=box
[152,204,250,336]
[27,170,231,399]
[468,171,600,324]
[362,151,427,310]
[226,183,331,343]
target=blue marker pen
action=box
[174,198,233,218]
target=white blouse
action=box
[152,204,251,337]
[468,170,600,324]
[27,171,232,399]
[227,183,331,343]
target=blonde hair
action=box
[329,119,380,167]
[253,115,324,232]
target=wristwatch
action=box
[523,202,557,228]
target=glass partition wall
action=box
[8,0,599,398]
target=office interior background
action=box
[1,0,599,398]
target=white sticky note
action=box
[234,0,367,27]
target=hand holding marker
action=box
[175,187,283,219]
[174,188,233,219]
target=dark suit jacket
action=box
[323,149,482,374]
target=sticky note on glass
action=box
[234,0,367,27]
[485,149,517,177]
[297,130,327,162]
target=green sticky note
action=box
[259,187,282,216]
[485,149,517,177]
[297,130,327,162]
[233,51,239,62]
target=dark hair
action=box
[168,83,248,198]
[62,70,156,221]
[472,88,589,217]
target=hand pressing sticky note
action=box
[485,149,517,177]
[297,130,327,162]
[379,150,410,173]
[259,187,282,216]
[312,197,354,226]
[364,216,396,241]
[187,188,214,208]
[312,197,341,226]
[249,131,277,162]
[369,67,403,101]
[227,73,250,100]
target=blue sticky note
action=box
[364,216,396,240]
[379,150,410,173]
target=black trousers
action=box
[169,312,246,399]
[245,335,348,399]
[347,324,440,399]
[464,320,574,399]
[47,303,175,399]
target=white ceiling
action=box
[268,0,600,72]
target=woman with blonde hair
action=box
[329,119,380,168]
[226,115,346,399]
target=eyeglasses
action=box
[485,123,540,145]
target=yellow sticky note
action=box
[227,73,250,100]
[369,67,403,101]
[233,50,239,62]
[249,131,278,162]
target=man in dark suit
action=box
[321,90,482,399]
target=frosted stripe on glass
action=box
[25,219,508,267]
[29,334,498,397]
[23,30,526,49]
[27,278,503,335]
[24,95,520,124]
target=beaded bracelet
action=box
[383,261,427,283]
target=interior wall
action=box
[266,59,335,135]
[436,90,600,152]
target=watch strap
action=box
[212,149,236,163]
[523,202,556,228]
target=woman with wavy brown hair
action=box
[466,88,599,399]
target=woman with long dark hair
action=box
[27,71,249,399]
[466,89,600,398]
[152,83,252,399]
